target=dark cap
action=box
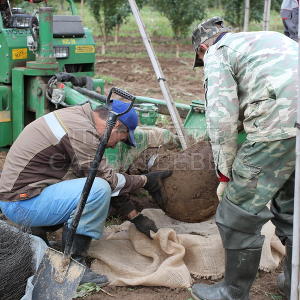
[111,100,138,147]
[192,16,229,68]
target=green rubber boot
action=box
[191,248,262,300]
[277,243,292,299]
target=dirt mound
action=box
[129,141,219,223]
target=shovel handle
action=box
[106,87,136,110]
[109,87,136,102]
[63,88,136,259]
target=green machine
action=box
[0,0,104,145]
[0,0,218,170]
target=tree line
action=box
[86,0,206,56]
[84,0,283,56]
[9,0,284,56]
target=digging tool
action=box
[31,87,136,300]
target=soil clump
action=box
[129,141,219,223]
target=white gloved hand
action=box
[217,182,228,202]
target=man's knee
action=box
[72,178,112,239]
[88,178,111,204]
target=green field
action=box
[15,1,284,60]
[79,5,284,39]
[14,1,285,39]
[76,4,284,60]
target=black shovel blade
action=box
[32,248,85,300]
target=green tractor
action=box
[0,0,102,144]
[0,0,209,170]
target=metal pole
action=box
[26,7,58,70]
[263,0,271,31]
[80,0,84,17]
[128,0,189,150]
[38,7,55,60]
[291,5,300,300]
[66,0,78,15]
[243,0,250,32]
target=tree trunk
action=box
[114,24,120,44]
[263,0,272,31]
[80,0,84,17]
[176,42,180,58]
[101,34,107,55]
[243,0,250,32]
[60,0,64,10]
[101,44,106,55]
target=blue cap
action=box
[111,99,138,147]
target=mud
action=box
[95,36,204,103]
[129,141,219,223]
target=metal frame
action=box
[290,5,300,299]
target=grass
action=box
[193,7,284,33]
[78,5,284,40]
[105,215,123,227]
[249,10,284,32]
[266,293,283,300]
[119,6,173,38]
[14,2,285,39]
[76,4,285,61]
[94,74,118,85]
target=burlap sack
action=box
[128,141,219,223]
[89,209,285,288]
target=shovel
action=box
[31,87,136,300]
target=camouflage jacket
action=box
[203,31,297,178]
[281,0,298,10]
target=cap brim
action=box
[123,129,136,147]
[193,53,204,68]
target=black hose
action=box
[73,87,107,103]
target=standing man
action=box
[280,0,299,41]
[0,100,170,286]
[191,17,297,300]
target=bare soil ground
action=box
[95,36,204,103]
[76,270,283,300]
[0,36,285,300]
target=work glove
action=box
[216,170,230,201]
[130,214,158,239]
[217,182,228,201]
[143,170,173,208]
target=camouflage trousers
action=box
[216,137,295,249]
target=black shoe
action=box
[277,242,292,300]
[62,225,109,287]
[191,248,262,300]
[30,224,63,246]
